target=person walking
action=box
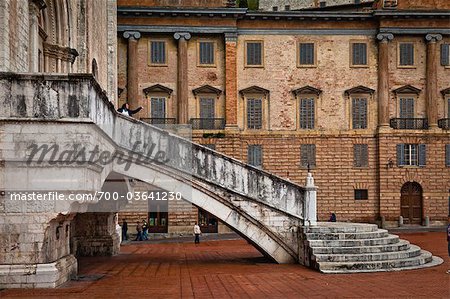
[194,222,202,244]
[135,221,143,241]
[122,219,128,241]
[117,103,143,117]
[142,219,149,240]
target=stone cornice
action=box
[118,7,247,18]
[43,43,79,63]
[192,85,222,96]
[373,10,450,19]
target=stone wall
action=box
[259,0,373,10]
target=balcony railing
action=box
[438,118,450,130]
[140,118,177,127]
[389,118,429,130]
[190,118,225,130]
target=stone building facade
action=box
[117,0,450,231]
[259,0,374,11]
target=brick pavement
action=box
[1,232,449,298]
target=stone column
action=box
[225,33,239,129]
[174,32,191,124]
[425,34,442,128]
[376,33,394,128]
[123,31,141,114]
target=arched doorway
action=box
[400,182,423,225]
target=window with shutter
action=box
[399,98,414,118]
[248,145,262,168]
[353,144,368,168]
[352,43,367,66]
[300,97,315,129]
[352,98,367,129]
[150,41,166,64]
[300,144,316,168]
[441,43,449,66]
[246,42,263,66]
[399,43,414,66]
[247,98,263,129]
[199,42,215,65]
[299,43,315,66]
[446,144,450,167]
[199,98,215,129]
[397,144,424,166]
[151,97,166,118]
[418,144,426,166]
[447,98,450,118]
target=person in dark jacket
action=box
[117,103,143,117]
[122,219,128,241]
[329,213,337,222]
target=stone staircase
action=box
[304,222,443,273]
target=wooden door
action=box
[400,182,423,224]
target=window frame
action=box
[354,189,368,200]
[349,41,369,68]
[397,143,426,167]
[300,144,316,169]
[445,144,450,167]
[397,42,416,68]
[197,40,217,67]
[396,94,417,118]
[297,42,317,68]
[353,144,369,168]
[299,96,316,130]
[440,42,450,68]
[150,96,167,119]
[351,96,368,130]
[148,39,168,66]
[247,145,263,168]
[244,40,264,68]
[246,97,263,130]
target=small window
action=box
[247,98,262,129]
[201,144,216,150]
[399,98,414,118]
[248,145,262,168]
[354,189,368,200]
[320,1,327,7]
[246,41,263,66]
[272,6,278,11]
[150,41,166,64]
[354,144,368,168]
[446,144,450,167]
[399,43,414,66]
[300,97,315,129]
[151,97,166,118]
[397,144,426,167]
[299,43,315,66]
[441,43,449,66]
[300,144,316,169]
[352,98,367,129]
[285,5,290,10]
[351,43,367,66]
[199,41,215,65]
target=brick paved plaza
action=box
[1,232,448,298]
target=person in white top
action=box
[194,222,202,244]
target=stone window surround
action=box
[197,39,217,67]
[192,85,222,119]
[349,40,369,68]
[150,96,167,118]
[244,40,264,68]
[346,93,373,131]
[241,92,270,131]
[397,41,416,69]
[397,143,426,167]
[353,143,369,168]
[300,144,316,169]
[143,85,174,119]
[148,39,168,66]
[395,93,420,119]
[297,41,317,68]
[295,94,319,130]
[441,41,450,68]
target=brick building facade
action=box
[117,0,450,233]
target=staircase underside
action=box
[304,222,443,274]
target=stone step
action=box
[306,229,389,240]
[317,250,433,273]
[313,245,422,262]
[308,234,399,248]
[305,222,379,234]
[311,239,411,254]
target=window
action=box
[300,144,316,169]
[354,189,368,200]
[300,97,315,129]
[201,144,216,150]
[151,97,166,118]
[248,145,262,168]
[399,98,414,118]
[200,98,215,119]
[441,43,449,66]
[446,144,450,167]
[352,98,367,129]
[245,41,263,66]
[351,43,367,66]
[150,41,166,65]
[198,41,215,65]
[397,144,426,166]
[247,98,262,129]
[354,144,368,168]
[399,43,414,66]
[448,98,450,118]
[299,43,315,66]
[285,5,290,10]
[320,1,327,7]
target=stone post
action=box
[123,31,141,115]
[174,32,191,124]
[225,32,239,129]
[376,33,394,128]
[304,173,317,225]
[425,34,442,128]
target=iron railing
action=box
[389,118,429,130]
[140,118,177,126]
[190,118,225,130]
[438,118,450,130]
